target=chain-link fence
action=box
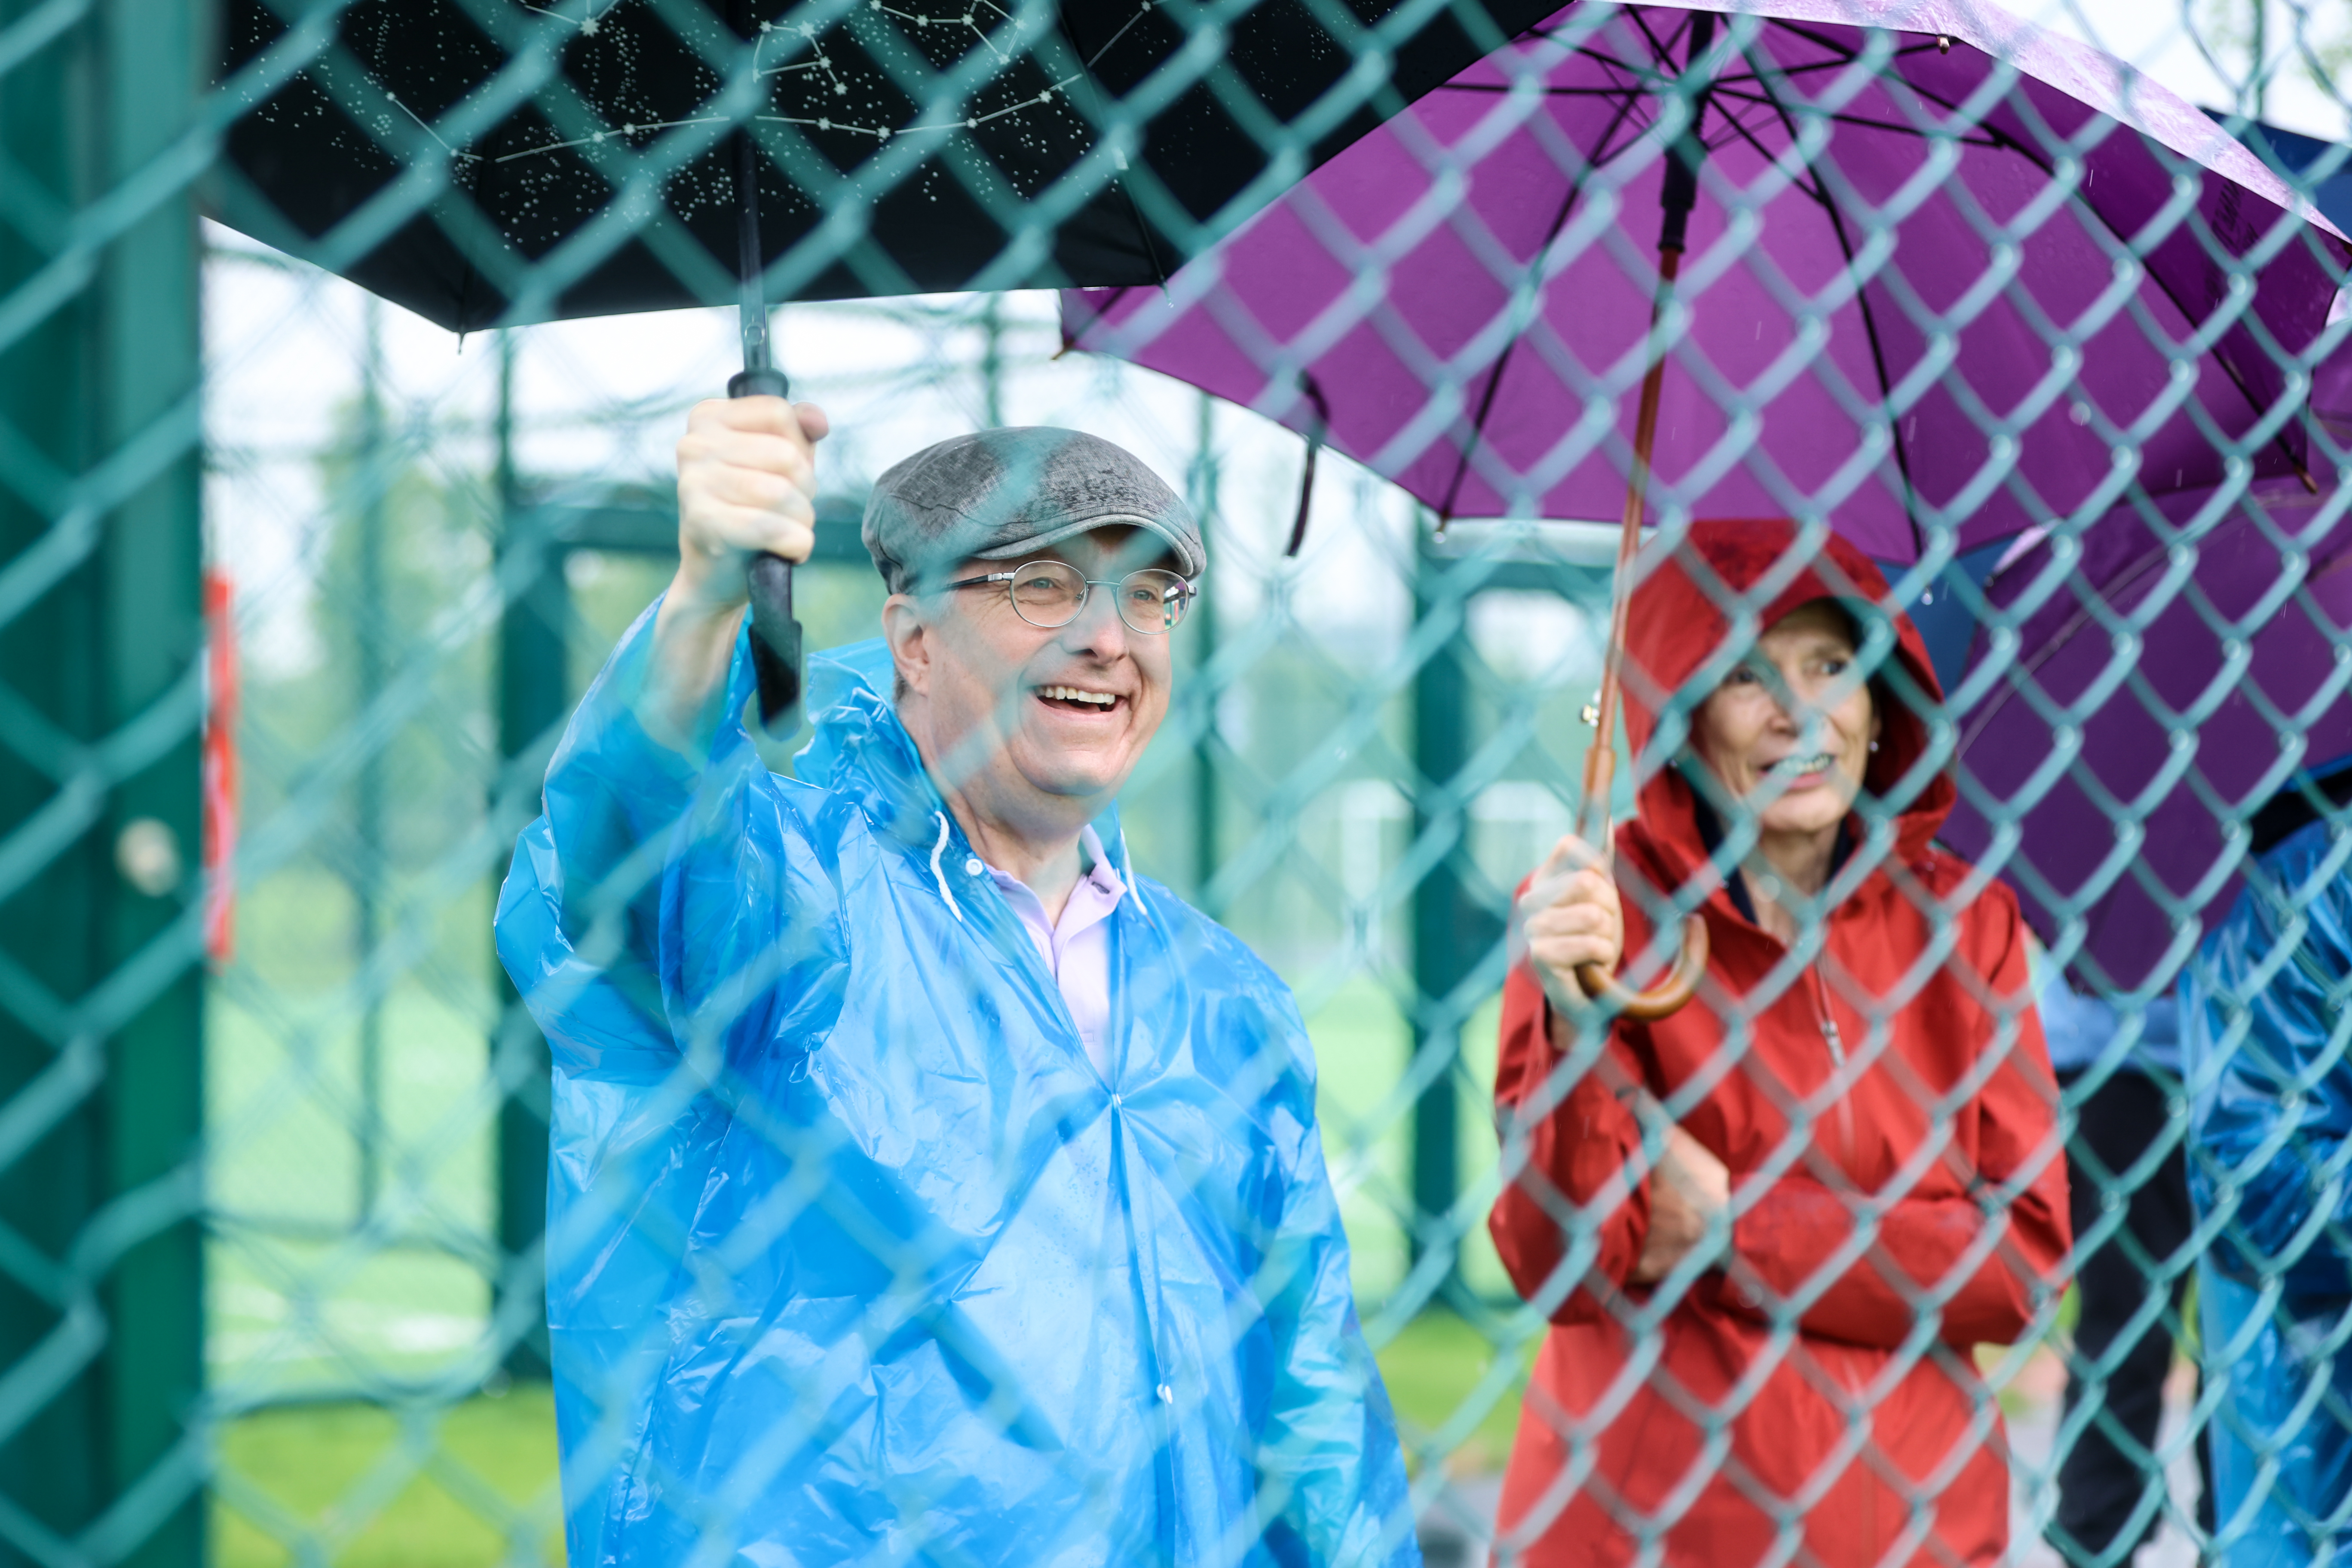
[15,0,2352,1565]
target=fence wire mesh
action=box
[13,0,2352,1565]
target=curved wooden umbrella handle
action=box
[1574,914,1709,1021]
[1567,34,1721,1028]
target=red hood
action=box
[1618,519,1953,888]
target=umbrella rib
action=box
[1725,40,1926,557]
[1704,99,1831,214]
[1434,87,1653,522]
[1624,6,1687,88]
[1702,95,1812,170]
[1051,0,1170,284]
[383,89,498,330]
[1428,85,2002,156]
[1435,83,1670,101]
[1703,88,2009,150]
[1751,18,2027,147]
[1519,28,1930,92]
[1954,540,2175,756]
[1440,5,1729,525]
[1519,34,1673,88]
[1749,18,2318,496]
[1702,43,1951,85]
[1555,14,1949,89]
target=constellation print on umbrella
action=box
[219,0,1580,330]
[518,0,621,32]
[750,0,1162,143]
[480,0,1145,180]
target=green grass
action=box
[214,1311,1531,1566]
[1373,1310,1539,1478]
[1304,976,1515,1304]
[1304,974,1414,1300]
[215,1382,564,1568]
[209,938,499,1402]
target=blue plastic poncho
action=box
[2186,814,2352,1566]
[495,604,1418,1568]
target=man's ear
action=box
[882,593,930,698]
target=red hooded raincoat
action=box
[1490,521,2070,1566]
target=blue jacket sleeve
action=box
[2185,826,2352,1296]
[496,598,701,1079]
[495,602,855,1565]
[498,597,847,1087]
[1246,983,1420,1565]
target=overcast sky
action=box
[2037,0,2348,138]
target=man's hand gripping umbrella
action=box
[722,0,809,734]
[649,0,827,744]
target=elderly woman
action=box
[1489,521,2070,1567]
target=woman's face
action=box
[1689,599,1882,839]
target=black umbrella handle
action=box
[728,364,802,728]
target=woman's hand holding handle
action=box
[1518,832,1626,1017]
[1518,830,1708,1022]
[1517,839,1728,1283]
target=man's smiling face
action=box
[889,526,1175,822]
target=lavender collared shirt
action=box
[982,825,1125,1079]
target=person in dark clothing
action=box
[2040,969,2215,1562]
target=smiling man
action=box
[496,401,1418,1568]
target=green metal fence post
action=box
[355,302,387,1225]
[980,297,1005,428]
[1409,533,1480,1285]
[1189,394,1220,900]
[0,0,207,1561]
[493,334,558,1379]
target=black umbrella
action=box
[218,0,1556,721]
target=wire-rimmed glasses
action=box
[945,559,1196,634]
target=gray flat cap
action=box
[862,427,1203,593]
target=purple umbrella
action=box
[1060,0,2349,564]
[1942,477,2352,993]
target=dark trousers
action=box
[2052,1067,2215,1562]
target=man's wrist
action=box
[644,591,748,753]
[655,571,749,632]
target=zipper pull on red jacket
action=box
[1809,963,1859,1169]
[1811,966,1846,1066]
